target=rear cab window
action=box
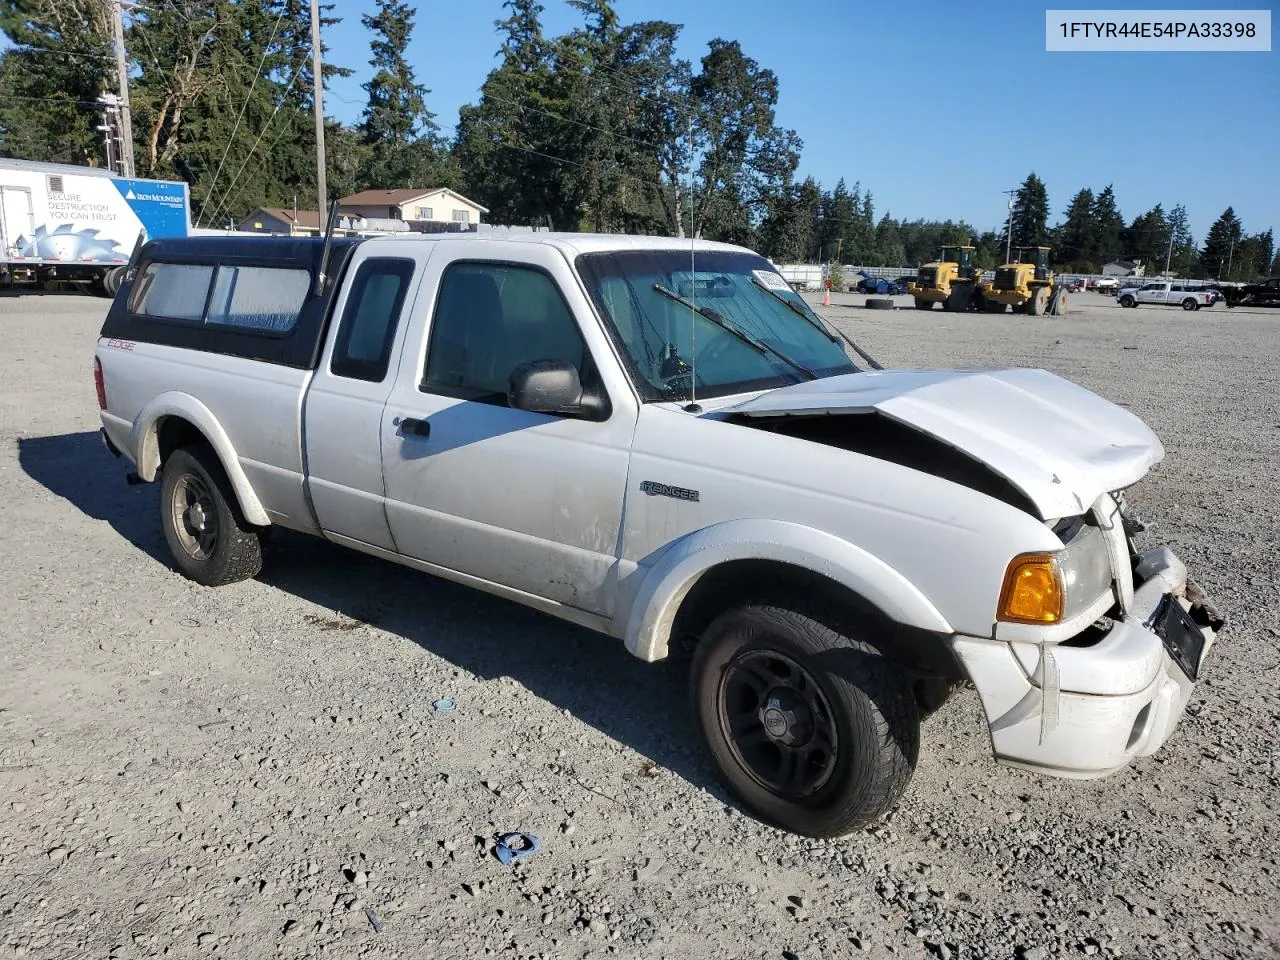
[128,260,309,333]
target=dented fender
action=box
[622,518,953,661]
[132,391,271,527]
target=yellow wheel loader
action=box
[906,245,982,311]
[981,246,1064,316]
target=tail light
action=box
[94,356,107,410]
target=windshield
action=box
[576,250,857,402]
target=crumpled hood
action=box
[725,368,1164,518]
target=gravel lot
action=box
[1,288,1277,960]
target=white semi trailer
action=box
[0,158,190,292]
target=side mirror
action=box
[508,359,607,420]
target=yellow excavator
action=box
[907,245,982,311]
[981,246,1063,315]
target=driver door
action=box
[378,240,638,618]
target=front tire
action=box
[692,601,919,837]
[1119,295,1136,308]
[913,297,931,310]
[160,444,264,586]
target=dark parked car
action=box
[855,272,909,295]
[1223,277,1280,308]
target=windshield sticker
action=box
[753,269,789,291]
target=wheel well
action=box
[668,559,964,681]
[156,416,205,466]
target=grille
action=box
[917,267,936,287]
[993,267,1019,291]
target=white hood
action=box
[725,368,1164,518]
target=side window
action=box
[206,264,310,332]
[330,258,416,382]
[128,262,214,321]
[421,262,587,404]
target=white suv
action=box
[1118,281,1214,311]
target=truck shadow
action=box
[19,430,723,804]
[17,431,170,563]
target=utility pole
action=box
[110,0,136,178]
[1002,189,1017,264]
[1165,228,1175,276]
[310,0,328,230]
[1225,239,1235,281]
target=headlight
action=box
[997,521,1114,625]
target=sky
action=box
[319,0,1279,240]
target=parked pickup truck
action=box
[96,232,1224,837]
[1222,276,1280,308]
[1117,281,1215,310]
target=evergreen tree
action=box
[360,0,434,145]
[455,0,563,225]
[687,39,800,245]
[1253,228,1273,278]
[1056,188,1095,267]
[1089,185,1125,265]
[1125,204,1169,274]
[0,0,114,166]
[874,213,906,267]
[973,230,1002,270]
[757,176,820,262]
[1165,203,1196,276]
[1008,172,1049,249]
[360,0,441,188]
[1201,207,1242,279]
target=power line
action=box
[3,47,117,63]
[474,117,668,199]
[483,90,664,153]
[0,94,104,108]
[211,102,307,226]
[199,2,290,226]
[202,62,304,228]
[534,36,695,113]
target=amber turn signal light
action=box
[997,554,1063,624]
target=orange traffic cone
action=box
[822,288,831,307]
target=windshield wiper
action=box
[750,276,883,371]
[652,283,817,380]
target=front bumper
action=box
[952,546,1222,779]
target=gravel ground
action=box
[1,288,1277,960]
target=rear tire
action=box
[1181,298,1197,311]
[692,601,919,837]
[160,443,264,586]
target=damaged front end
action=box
[956,491,1225,778]
[720,368,1224,779]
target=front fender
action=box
[623,519,952,662]
[132,392,271,527]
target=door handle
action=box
[398,416,431,438]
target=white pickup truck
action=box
[95,231,1223,837]
[1118,281,1215,310]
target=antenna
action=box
[685,113,700,413]
[314,199,341,297]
